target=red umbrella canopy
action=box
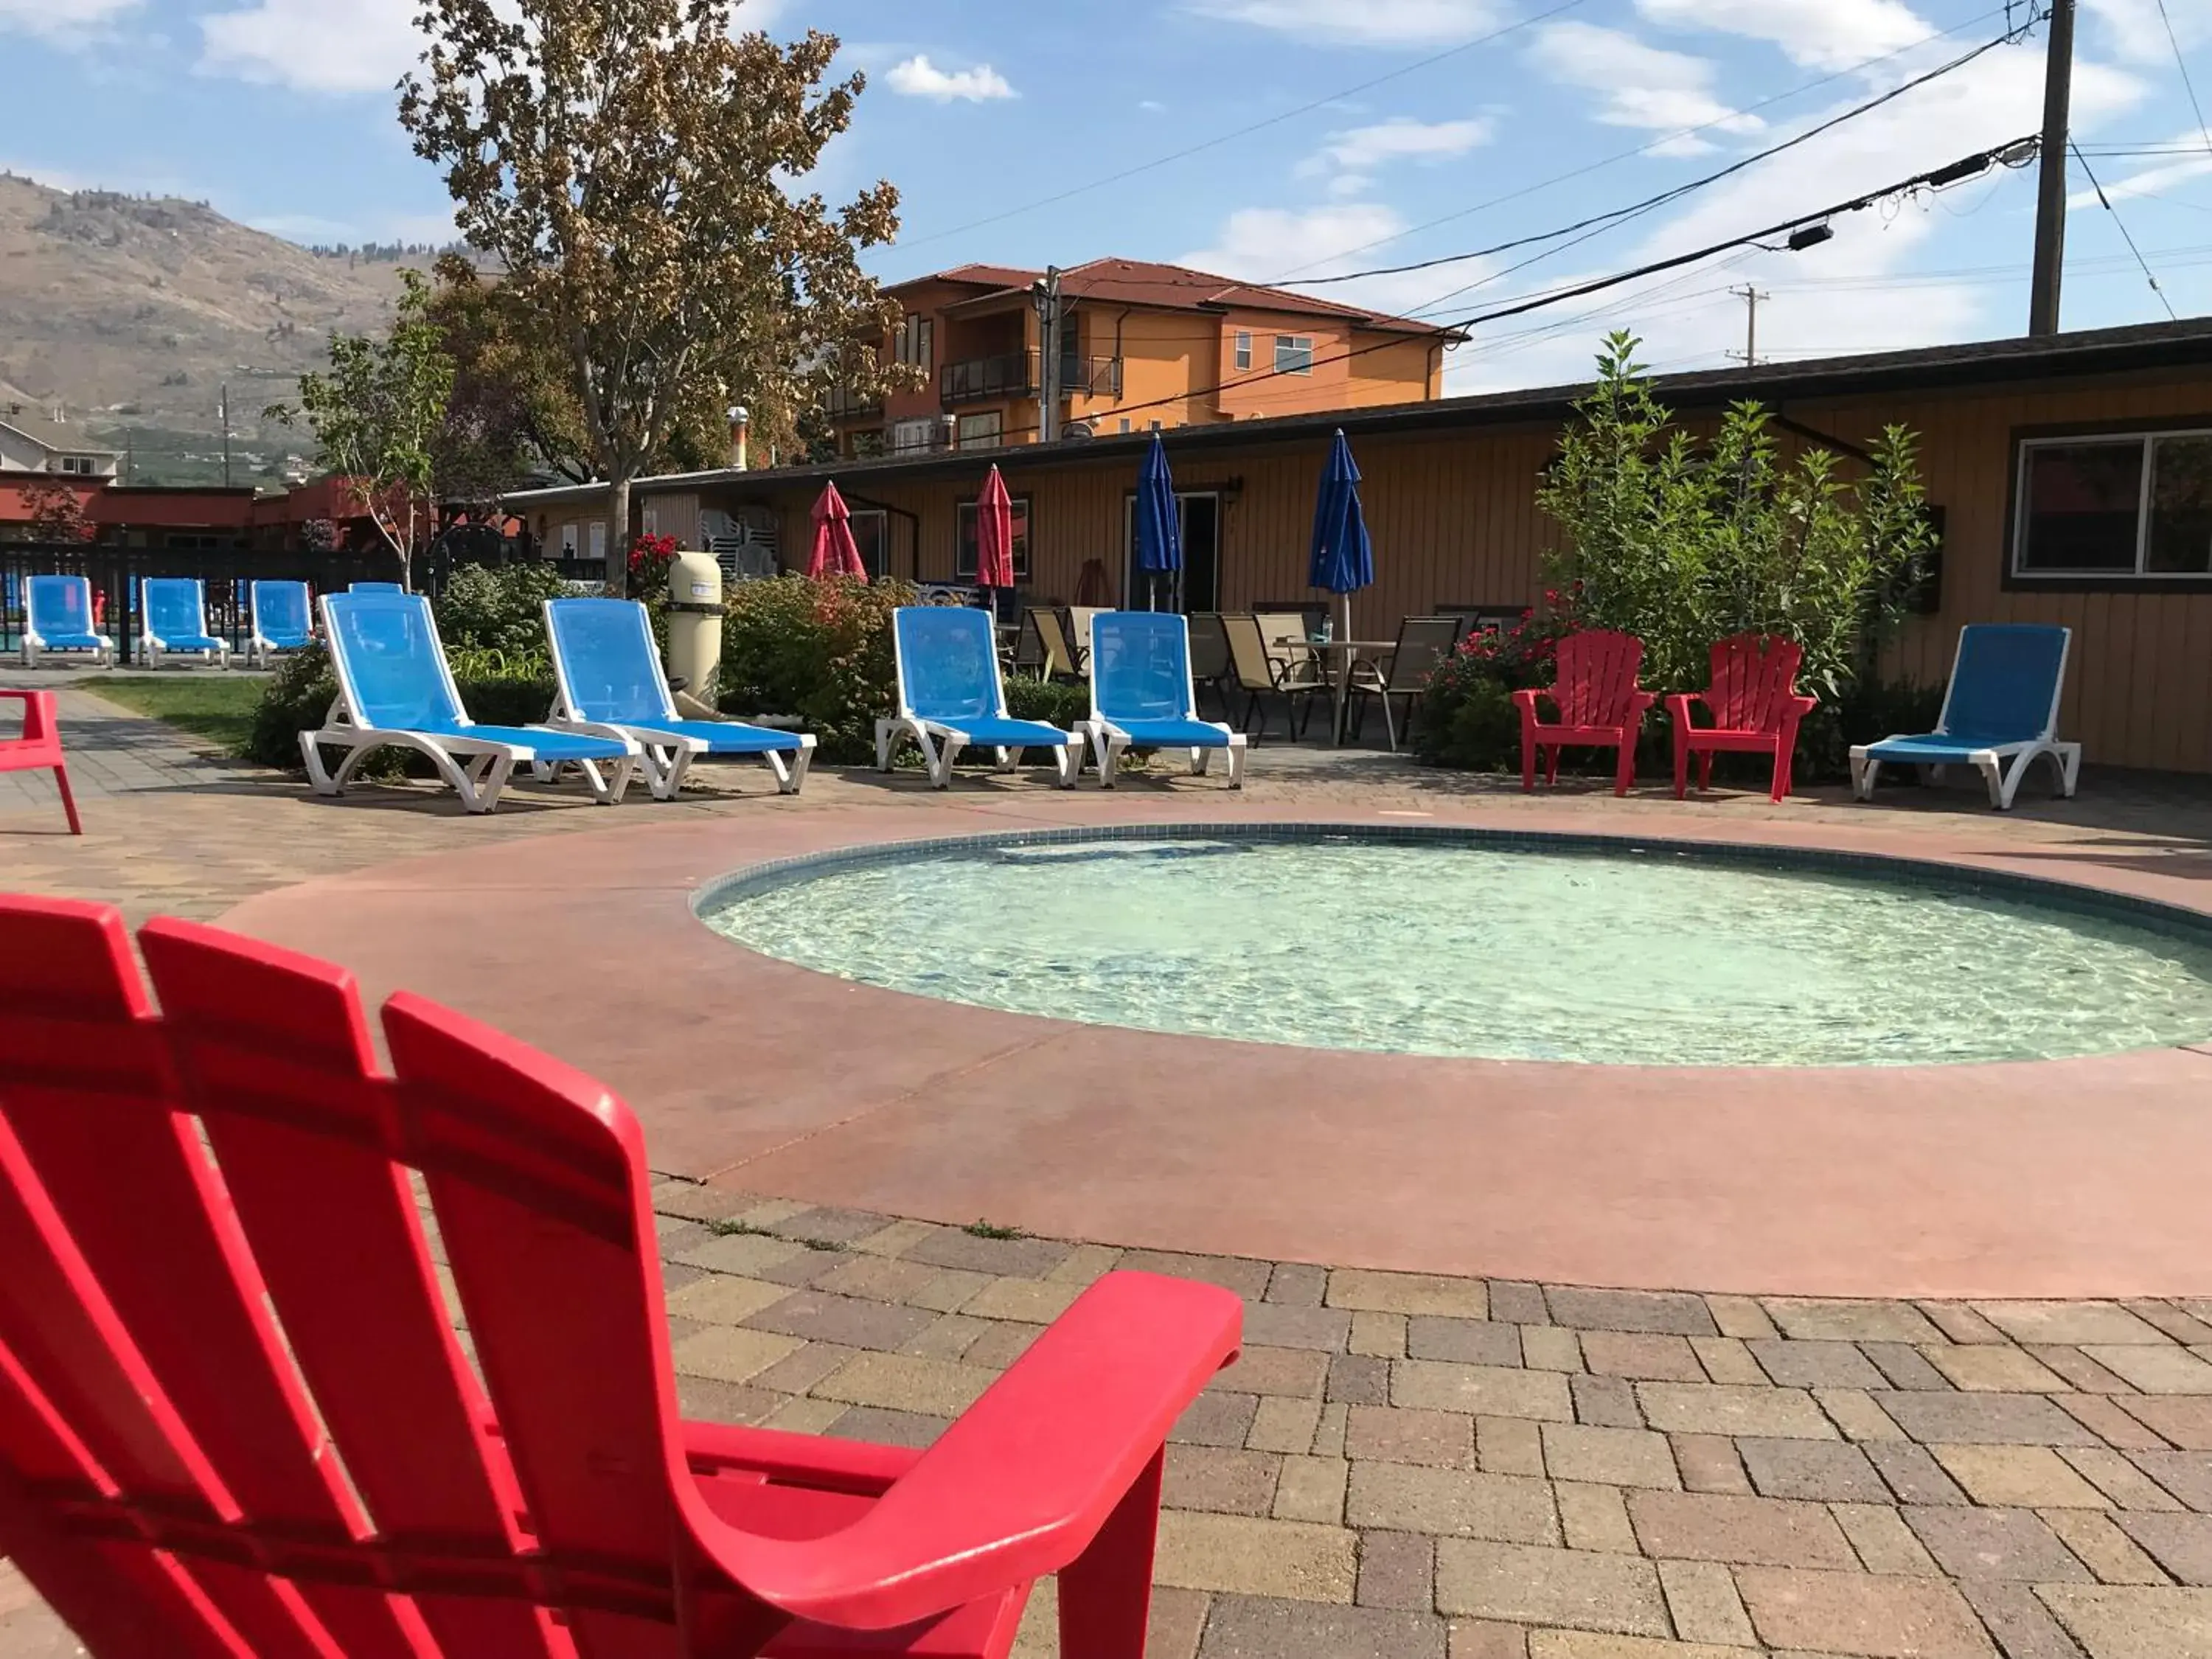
[807,481,868,582]
[975,465,1015,590]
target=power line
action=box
[894,0,1594,251]
[2154,0,2212,157]
[2070,142,2180,319]
[1294,24,2030,291]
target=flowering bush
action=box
[1413,603,1571,772]
[718,574,924,763]
[626,532,679,599]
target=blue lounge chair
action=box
[876,605,1082,787]
[20,576,114,669]
[542,597,814,798]
[1081,611,1247,789]
[349,581,405,594]
[139,577,231,669]
[247,579,313,668]
[1851,624,2081,811]
[302,590,639,813]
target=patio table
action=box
[1311,639,1398,745]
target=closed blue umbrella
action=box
[1309,429,1374,743]
[1133,431,1182,611]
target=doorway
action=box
[1123,490,1220,612]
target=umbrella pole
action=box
[1335,591,1353,745]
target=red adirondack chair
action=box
[1514,629,1656,796]
[1667,633,1818,803]
[0,894,1242,1659]
[0,689,80,833]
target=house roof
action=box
[894,257,1459,339]
[0,414,120,457]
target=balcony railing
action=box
[939,352,1124,406]
[825,383,883,421]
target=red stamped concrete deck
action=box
[218,794,2212,1302]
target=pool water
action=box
[702,835,2212,1066]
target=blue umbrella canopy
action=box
[1133,432,1183,575]
[1307,429,1374,597]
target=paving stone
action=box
[1266,1261,1329,1307]
[1116,1249,1274,1300]
[2084,1345,2212,1395]
[1523,1326,1585,1373]
[663,1273,793,1326]
[1357,1530,1436,1611]
[1636,1382,1837,1440]
[1872,1391,2101,1447]
[959,1277,1084,1324]
[908,1267,997,1313]
[1344,1464,1559,1543]
[1450,1620,1532,1658]
[1739,1438,1891,1503]
[740,1289,939,1350]
[1543,1425,1680,1490]
[1175,1391,1262,1448]
[667,1324,804,1385]
[1921,1344,2072,1394]
[672,1374,780,1425]
[2037,1585,2212,1659]
[1314,1402,1351,1458]
[1733,1567,1994,1659]
[1833,1503,1941,1576]
[1765,1300,1945,1345]
[1545,1287,1716,1337]
[2129,1452,2212,1511]
[1688,1337,1766,1387]
[2058,1394,2175,1451]
[1658,1557,1757,1646]
[1579,1332,1706,1382]
[1488,1282,1549,1325]
[1817,1388,1909,1444]
[771,1205,895,1245]
[813,1254,947,1305]
[902,1312,990,1360]
[813,1351,997,1416]
[1434,1541,1668,1636]
[2115,1512,2212,1585]
[1957,1580,2092,1659]
[1218,1346,1332,1400]
[1860,1342,1955,1391]
[1409,1318,1526,1367]
[1396,1362,1575,1423]
[1352,1312,1410,1358]
[1331,1270,1489,1319]
[1042,1242,1122,1287]
[1706,1294,1781,1340]
[749,1340,855,1394]
[1915,1304,2010,1346]
[1248,1397,1325,1455]
[1242,1301,1353,1352]
[1932,1445,2110,1509]
[652,1181,756,1222]
[1479,1416,1547,1478]
[1166,1445,1283,1517]
[2042,1509,2171,1584]
[1198,1594,1447,1657]
[1670,1434,1753,1495]
[1155,1512,1359,1603]
[1523,1638,1742,1659]
[2124,1301,2212,1346]
[1974,1301,2173,1347]
[1013,1582,1208,1659]
[1571,1375,1644,1429]
[961,1321,1044,1371]
[1330,1353,1392,1405]
[2054,1450,2180,1517]
[899,1229,1071,1279]
[761,1395,849,1435]
[1626,1490,1858,1569]
[823,1405,948,1448]
[2027,1345,2136,1394]
[1556,1482,1638,1554]
[1272,1456,1349,1524]
[1753,1340,1889,1390]
[1903,1506,2094,1582]
[1347,1406,1476,1469]
[673,1231,806,1276]
[756,1247,858,1288]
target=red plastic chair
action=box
[1667,634,1818,803]
[0,690,80,833]
[1514,629,1656,797]
[0,895,1242,1659]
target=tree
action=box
[400,0,905,574]
[424,252,594,507]
[21,478,94,545]
[269,269,456,591]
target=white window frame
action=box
[2012,426,2212,581]
[588,521,608,564]
[1274,335,1314,376]
[891,417,937,453]
[1234,331,1252,371]
[560,521,580,555]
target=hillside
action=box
[0,173,429,481]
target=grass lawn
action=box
[93,675,262,757]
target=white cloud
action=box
[884,54,1015,102]
[0,0,138,43]
[1528,24,1763,151]
[1634,0,1932,72]
[198,0,421,94]
[2079,0,2188,63]
[1179,202,1479,318]
[2070,127,2212,205]
[1301,116,1492,178]
[1184,0,1506,48]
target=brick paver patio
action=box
[6,678,2212,1657]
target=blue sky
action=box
[5,0,2212,392]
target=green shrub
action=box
[248,642,341,769]
[1004,676,1090,727]
[1413,612,1562,772]
[720,574,922,764]
[434,562,571,674]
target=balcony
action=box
[825,383,883,422]
[938,352,1124,406]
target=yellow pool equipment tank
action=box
[665,549,724,703]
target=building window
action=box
[894,315,934,374]
[641,504,658,537]
[891,417,938,453]
[1234,331,1252,371]
[956,493,1031,579]
[560,521,580,555]
[1118,418,1132,434]
[1150,419,1164,431]
[1275,335,1314,376]
[2014,428,2212,579]
[849,508,889,580]
[956,411,1004,451]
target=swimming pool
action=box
[700,827,2212,1067]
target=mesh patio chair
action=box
[1346,616,1462,752]
[1222,613,1328,741]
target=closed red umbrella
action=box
[975,465,1015,592]
[808,481,868,582]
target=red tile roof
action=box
[894,257,1453,337]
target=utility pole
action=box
[220,383,232,487]
[1728,285,1769,366]
[2029,0,2076,336]
[1033,266,1062,443]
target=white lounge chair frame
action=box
[539,599,814,800]
[301,593,638,813]
[1079,613,1247,790]
[20,577,115,669]
[246,581,313,669]
[1849,625,2082,812]
[139,578,232,669]
[874,613,1082,789]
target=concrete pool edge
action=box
[215,793,2212,1299]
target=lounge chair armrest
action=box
[1663,691,1704,729]
[1509,686,1551,719]
[684,1270,1241,1630]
